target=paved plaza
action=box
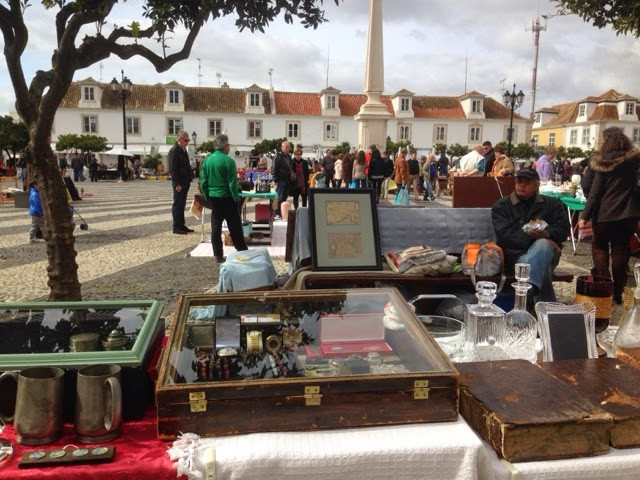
[0,179,631,323]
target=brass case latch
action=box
[304,386,322,406]
[189,391,207,412]
[413,380,430,400]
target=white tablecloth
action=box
[169,418,640,480]
[168,418,493,480]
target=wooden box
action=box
[457,359,612,462]
[0,300,165,422]
[539,358,640,448]
[452,176,515,208]
[615,347,640,370]
[156,288,459,439]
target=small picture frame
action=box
[309,189,382,271]
[535,302,598,361]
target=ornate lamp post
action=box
[110,71,133,149]
[192,131,198,152]
[502,84,525,158]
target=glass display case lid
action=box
[160,288,455,387]
[0,300,163,369]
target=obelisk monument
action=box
[354,0,392,150]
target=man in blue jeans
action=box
[491,169,571,301]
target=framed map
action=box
[309,189,381,271]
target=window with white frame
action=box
[324,122,338,140]
[399,124,411,141]
[326,95,337,110]
[535,113,541,123]
[504,126,518,143]
[626,102,635,115]
[169,89,180,104]
[126,117,140,135]
[434,124,447,142]
[578,104,586,117]
[469,125,482,142]
[208,119,222,137]
[548,132,556,147]
[400,98,410,112]
[168,118,182,135]
[249,92,261,107]
[569,129,578,145]
[83,86,95,101]
[582,127,590,144]
[248,120,262,139]
[287,121,300,139]
[471,99,482,113]
[634,128,640,143]
[82,115,97,133]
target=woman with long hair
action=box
[368,148,387,203]
[352,150,367,188]
[579,127,640,304]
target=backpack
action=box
[315,174,327,188]
[461,242,505,291]
[408,159,419,175]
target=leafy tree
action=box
[142,153,162,170]
[55,134,80,153]
[385,139,411,155]
[0,115,29,164]
[511,143,535,160]
[448,143,469,158]
[251,137,288,156]
[552,0,640,37]
[1,0,338,300]
[197,141,216,154]
[556,145,568,159]
[77,135,108,157]
[565,146,585,159]
[433,143,447,155]
[332,141,351,155]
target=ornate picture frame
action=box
[309,189,382,271]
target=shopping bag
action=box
[387,179,397,191]
[394,186,410,206]
[349,180,357,189]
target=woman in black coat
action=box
[367,148,387,204]
[288,148,310,209]
[579,127,640,304]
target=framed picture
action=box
[309,189,382,271]
[534,301,598,361]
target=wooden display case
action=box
[0,300,164,421]
[156,288,459,439]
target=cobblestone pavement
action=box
[1,180,635,324]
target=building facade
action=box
[54,78,530,167]
[532,89,640,150]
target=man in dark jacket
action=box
[482,141,496,177]
[321,149,336,188]
[491,169,571,301]
[168,130,194,234]
[272,140,293,219]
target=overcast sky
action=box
[1,0,639,118]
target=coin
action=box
[49,450,66,458]
[91,447,109,456]
[29,451,46,460]
[72,448,89,457]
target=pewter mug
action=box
[74,364,122,443]
[0,367,64,445]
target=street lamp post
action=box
[110,71,133,150]
[192,131,198,153]
[502,83,525,158]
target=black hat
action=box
[516,168,540,181]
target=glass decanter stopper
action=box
[613,263,640,357]
[504,268,538,363]
[464,281,508,362]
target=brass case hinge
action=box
[413,380,430,400]
[189,391,207,412]
[304,386,322,406]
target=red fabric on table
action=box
[1,408,184,480]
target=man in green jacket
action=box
[200,134,248,262]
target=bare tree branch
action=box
[55,3,78,45]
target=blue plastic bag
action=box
[395,186,410,205]
[348,180,357,189]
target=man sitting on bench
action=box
[491,169,570,302]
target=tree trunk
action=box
[29,138,82,301]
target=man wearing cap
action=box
[491,169,571,302]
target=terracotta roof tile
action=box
[164,81,184,88]
[579,89,637,103]
[245,83,265,91]
[458,90,486,100]
[412,96,465,118]
[184,87,247,114]
[320,86,341,94]
[392,88,415,98]
[482,97,526,120]
[339,94,394,116]
[274,92,321,116]
[545,102,579,126]
[589,104,619,121]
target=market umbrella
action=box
[103,147,135,157]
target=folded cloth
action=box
[217,248,276,293]
[384,245,447,274]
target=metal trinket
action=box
[72,448,89,457]
[91,447,109,456]
[28,451,46,460]
[49,450,66,458]
[101,330,129,351]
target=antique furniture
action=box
[156,288,459,439]
[452,176,515,208]
[0,300,164,421]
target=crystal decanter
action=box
[464,281,508,361]
[504,263,538,363]
[613,263,640,357]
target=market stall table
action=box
[540,191,587,254]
